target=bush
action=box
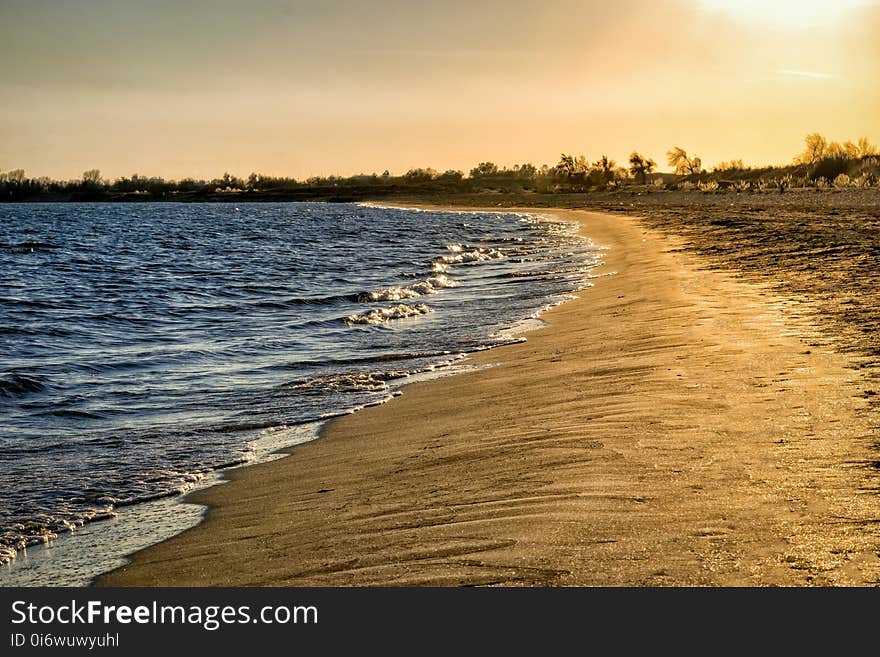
[833,173,851,188]
[810,157,851,182]
[853,174,876,188]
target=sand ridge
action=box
[96,209,880,586]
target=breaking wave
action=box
[343,303,433,325]
[357,274,457,302]
[434,244,506,265]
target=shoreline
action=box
[96,207,880,586]
[2,203,585,586]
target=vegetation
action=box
[628,152,656,185]
[666,147,703,176]
[795,133,877,164]
[714,159,745,172]
[1,133,878,202]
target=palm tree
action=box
[556,154,589,191]
[593,155,617,189]
[556,154,576,177]
[667,147,701,176]
[629,152,656,184]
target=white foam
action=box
[363,286,423,302]
[344,303,433,325]
[358,272,458,301]
[361,274,457,303]
[0,422,322,586]
[429,274,455,286]
[435,247,505,265]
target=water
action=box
[0,202,603,584]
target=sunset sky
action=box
[1,0,878,180]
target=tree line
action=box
[1,133,877,201]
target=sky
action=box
[1,0,878,180]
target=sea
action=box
[0,202,604,585]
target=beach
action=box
[96,207,880,586]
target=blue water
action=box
[0,202,601,579]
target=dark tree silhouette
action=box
[667,147,701,175]
[628,152,656,184]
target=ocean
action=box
[0,202,603,585]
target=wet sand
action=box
[97,208,880,586]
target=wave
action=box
[42,409,104,419]
[288,350,456,368]
[3,241,62,254]
[161,293,360,317]
[343,303,432,325]
[0,296,62,309]
[356,274,457,302]
[358,287,421,302]
[7,440,78,456]
[0,374,48,398]
[435,244,505,265]
[284,369,412,394]
[0,507,119,562]
[266,293,360,307]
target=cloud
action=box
[775,69,834,80]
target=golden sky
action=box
[1,0,878,179]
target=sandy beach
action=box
[96,207,880,586]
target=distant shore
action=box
[97,205,880,586]
[3,185,878,208]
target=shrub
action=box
[853,174,875,188]
[810,157,851,182]
[833,173,851,188]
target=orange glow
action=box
[700,0,870,28]
[0,1,877,179]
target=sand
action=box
[96,208,880,586]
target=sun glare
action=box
[700,0,869,28]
